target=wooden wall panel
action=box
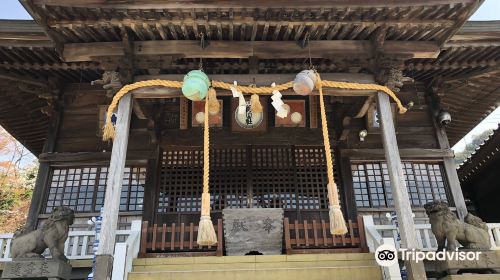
[55,84,155,153]
[342,88,438,150]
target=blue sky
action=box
[0,0,499,157]
[470,0,500,20]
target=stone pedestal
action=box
[436,251,500,279]
[1,259,71,280]
[223,208,284,256]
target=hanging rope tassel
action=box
[316,73,348,235]
[197,90,218,246]
[207,88,220,115]
[250,93,263,114]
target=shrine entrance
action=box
[138,144,366,256]
[153,144,339,226]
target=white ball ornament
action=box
[195,112,205,124]
[293,70,317,96]
[282,104,291,113]
[291,112,302,124]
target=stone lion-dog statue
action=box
[424,200,490,251]
[11,206,75,261]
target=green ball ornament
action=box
[182,70,211,101]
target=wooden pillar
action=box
[95,94,133,279]
[26,108,61,229]
[142,145,160,224]
[376,92,427,280]
[433,114,468,220]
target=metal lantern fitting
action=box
[182,70,211,101]
[359,130,368,142]
[293,70,317,96]
[437,110,451,126]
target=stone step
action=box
[128,253,382,280]
[128,265,382,280]
[132,252,375,266]
[132,259,377,272]
[440,275,500,280]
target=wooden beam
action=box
[376,91,427,280]
[161,127,324,146]
[63,40,440,62]
[38,151,154,164]
[137,73,375,84]
[342,148,455,160]
[95,93,132,278]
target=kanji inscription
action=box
[223,208,283,256]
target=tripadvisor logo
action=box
[375,244,482,267]
[375,244,398,266]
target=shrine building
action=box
[0,1,500,280]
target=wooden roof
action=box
[1,0,498,154]
[425,21,500,143]
[458,125,500,186]
[31,1,478,43]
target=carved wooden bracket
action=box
[91,71,123,98]
[374,57,413,93]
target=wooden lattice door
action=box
[154,145,341,225]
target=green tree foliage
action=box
[0,127,37,232]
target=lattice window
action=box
[352,162,449,208]
[45,166,146,213]
[119,167,147,211]
[157,145,339,214]
[94,167,107,212]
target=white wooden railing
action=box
[111,220,142,280]
[488,223,500,250]
[363,216,500,280]
[0,226,139,262]
[363,216,402,280]
[363,216,500,252]
[0,233,13,261]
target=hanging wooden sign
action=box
[191,100,223,127]
[231,96,267,132]
[274,100,306,127]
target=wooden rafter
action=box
[30,0,479,9]
[0,61,103,71]
[48,18,456,30]
[0,69,47,87]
